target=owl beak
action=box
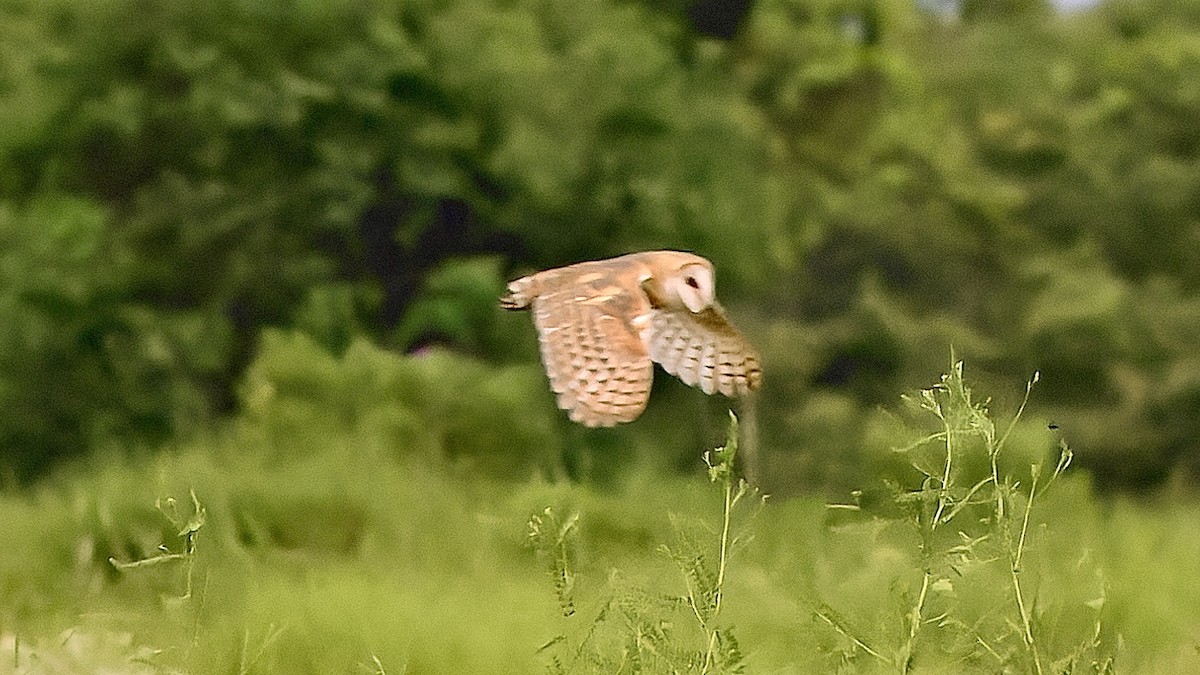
[682,293,706,313]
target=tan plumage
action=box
[500,251,761,427]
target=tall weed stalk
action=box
[820,360,1107,673]
[529,413,758,674]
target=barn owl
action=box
[500,251,762,427]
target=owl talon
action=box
[499,278,534,310]
[498,293,523,310]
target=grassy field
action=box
[3,363,1200,674]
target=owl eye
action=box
[684,276,700,289]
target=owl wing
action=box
[648,305,762,397]
[529,266,656,427]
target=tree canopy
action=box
[2,0,1198,491]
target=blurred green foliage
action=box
[239,329,561,479]
[2,381,1199,672]
[1,0,1200,490]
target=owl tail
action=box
[499,276,535,310]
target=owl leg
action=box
[499,276,536,310]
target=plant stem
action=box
[815,610,888,663]
[931,425,954,527]
[701,472,736,674]
[906,406,955,672]
[1010,471,1044,675]
[716,476,734,614]
[902,571,932,673]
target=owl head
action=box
[653,256,713,314]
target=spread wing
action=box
[530,267,655,427]
[648,305,762,397]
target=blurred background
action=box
[2,0,1198,496]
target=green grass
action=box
[3,363,1200,673]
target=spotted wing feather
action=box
[649,305,761,397]
[529,266,655,427]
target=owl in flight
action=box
[500,251,762,427]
